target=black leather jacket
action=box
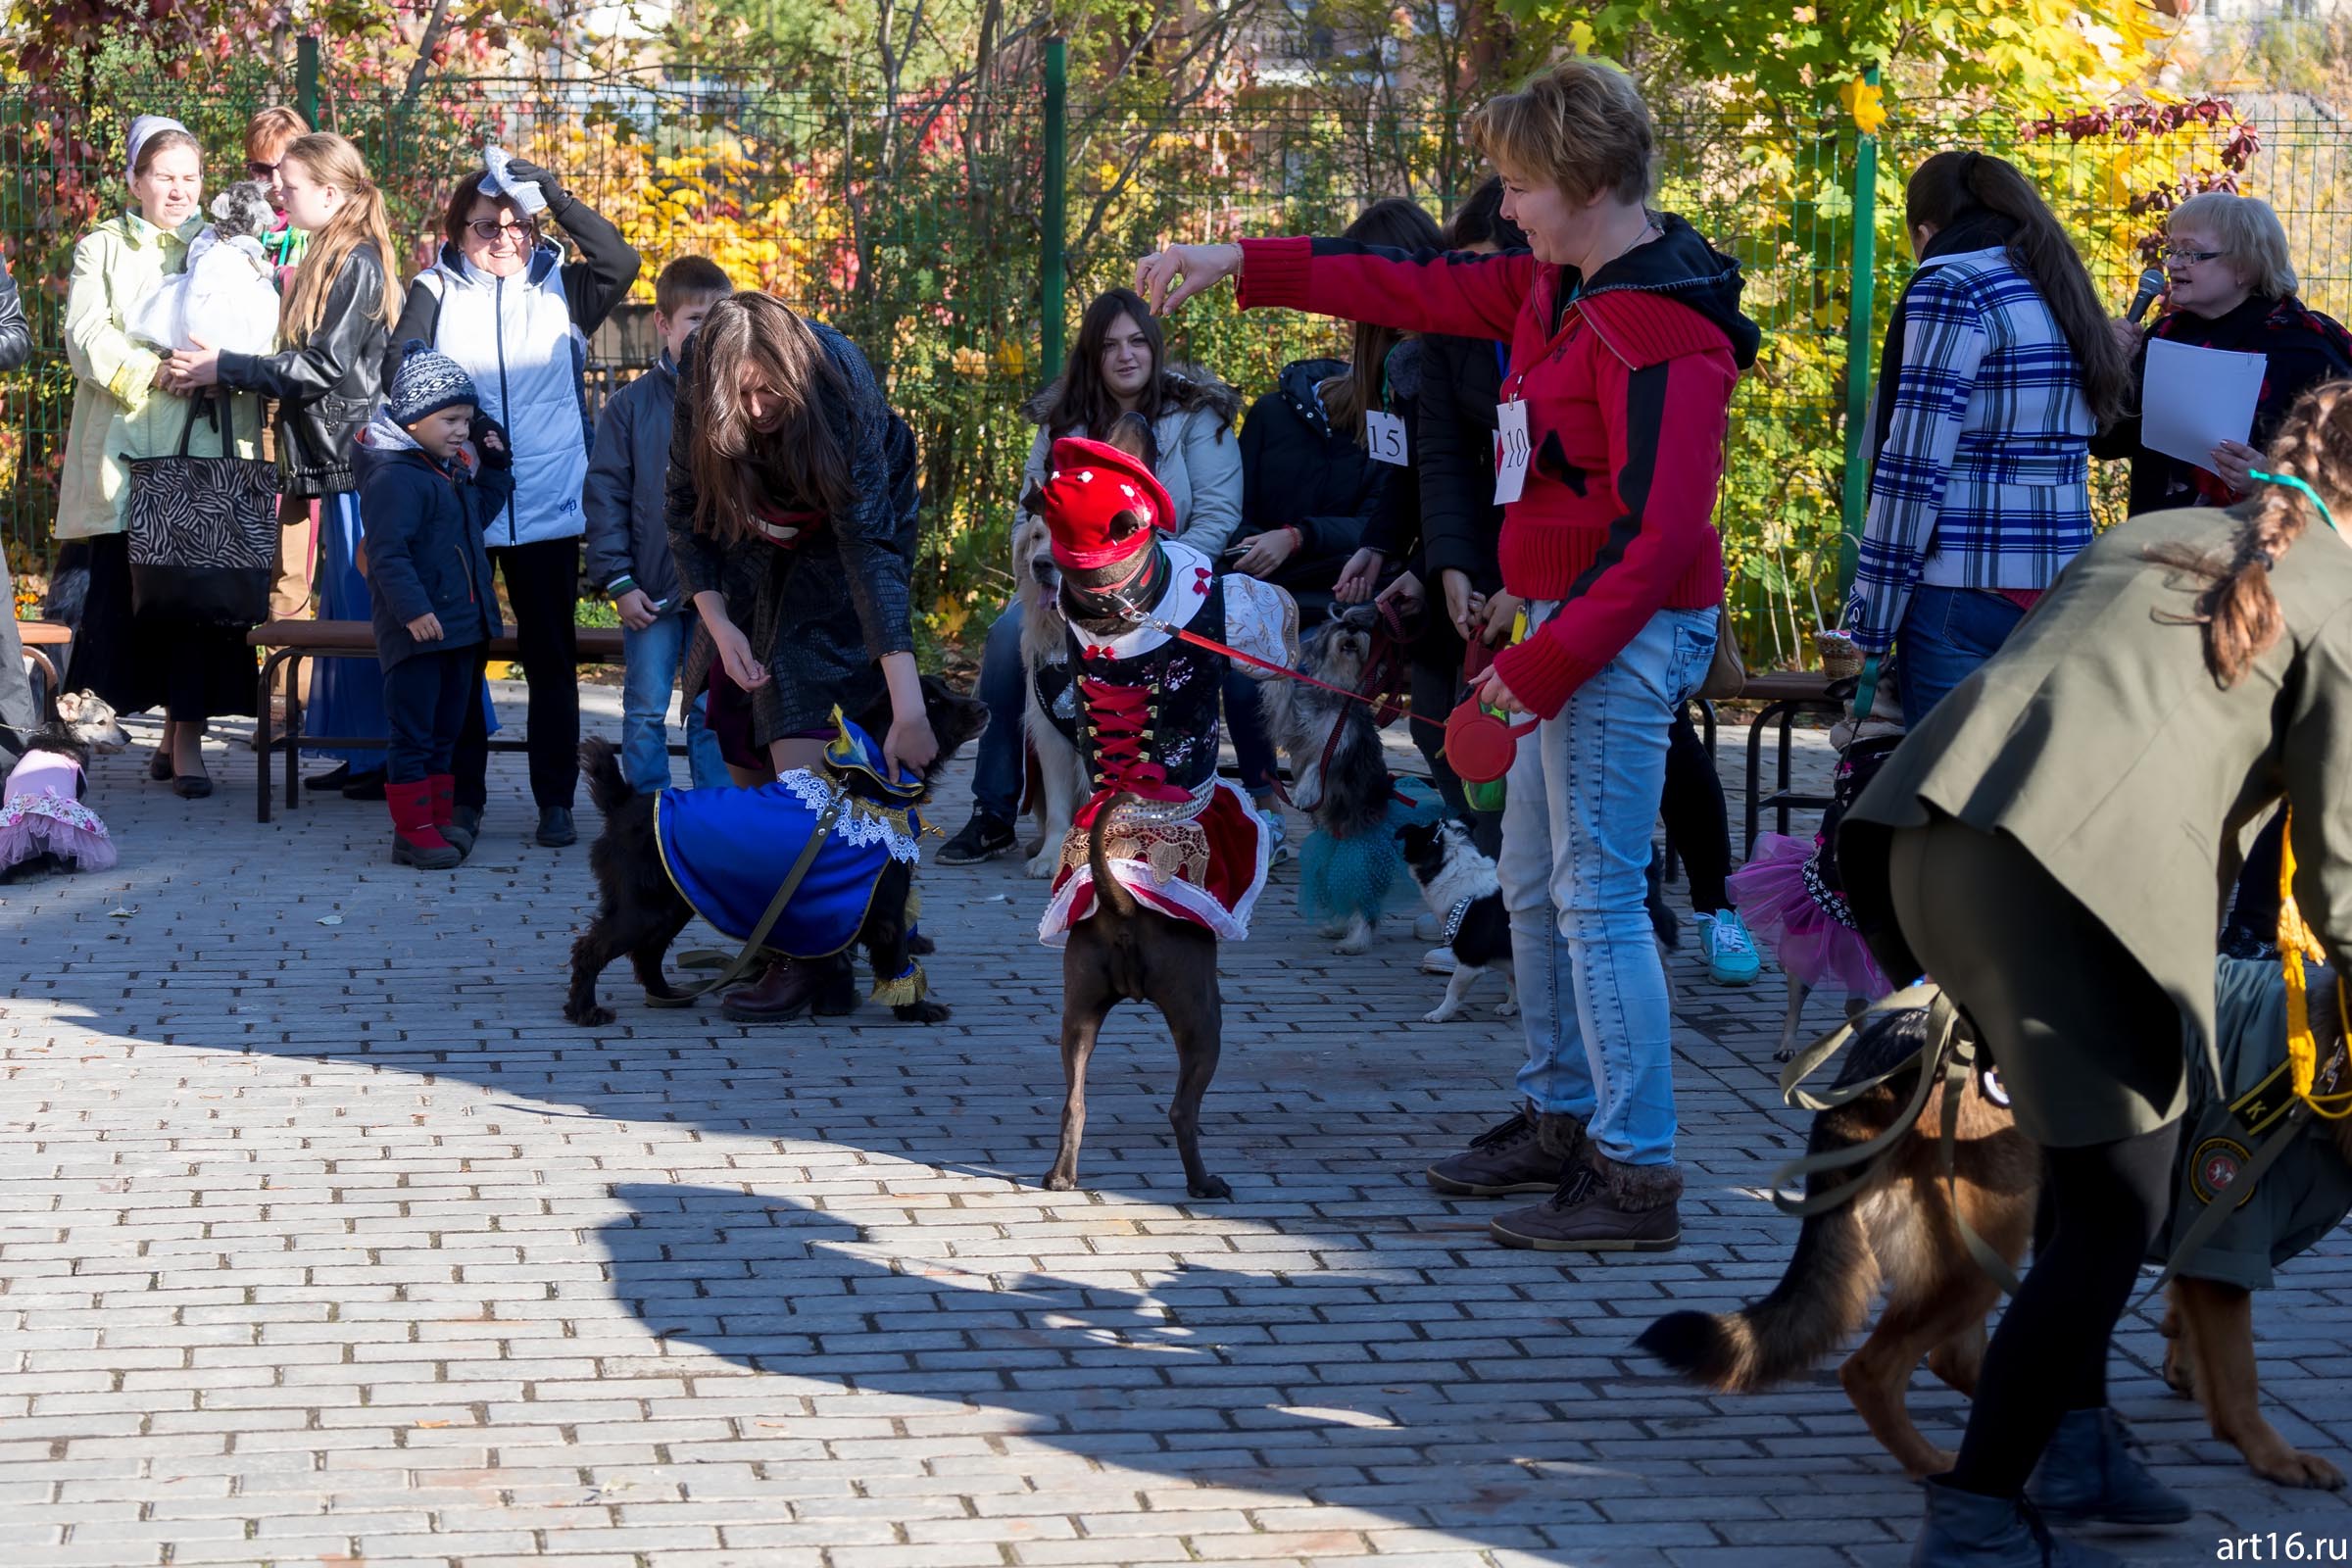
[0,260,28,372]
[218,242,389,497]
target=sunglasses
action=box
[2162,248,2225,268]
[466,217,539,244]
[245,159,281,180]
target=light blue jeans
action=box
[1497,604,1717,1167]
[621,609,727,792]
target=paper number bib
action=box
[1364,410,1409,466]
[1494,401,1531,506]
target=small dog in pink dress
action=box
[0,691,130,881]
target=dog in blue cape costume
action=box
[653,713,932,1003]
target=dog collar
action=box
[1443,894,1476,944]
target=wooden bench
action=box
[247,618,628,823]
[1736,669,1844,856]
[18,620,71,717]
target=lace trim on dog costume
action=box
[777,769,923,862]
[1059,792,1213,886]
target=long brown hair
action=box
[1323,197,1446,440]
[684,292,857,541]
[1905,151,2131,428]
[278,133,400,344]
[2150,381,2352,686]
[1036,288,1167,440]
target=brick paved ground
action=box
[3,689,2350,1566]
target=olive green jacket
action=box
[1843,505,2352,1074]
[58,210,264,540]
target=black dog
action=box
[565,676,987,1027]
[1044,416,1238,1200]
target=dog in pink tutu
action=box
[1726,728,1901,1061]
[0,691,130,882]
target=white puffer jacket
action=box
[404,247,591,548]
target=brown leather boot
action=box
[1425,1104,1588,1196]
[719,956,827,1023]
[1489,1152,1682,1251]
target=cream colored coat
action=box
[58,210,264,540]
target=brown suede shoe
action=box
[720,956,828,1023]
[1489,1153,1682,1251]
[1426,1105,1589,1196]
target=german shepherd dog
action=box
[564,675,988,1028]
[1638,982,2352,1489]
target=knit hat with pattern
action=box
[388,339,479,427]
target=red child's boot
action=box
[428,774,472,858]
[387,779,462,869]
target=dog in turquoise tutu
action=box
[1262,610,1449,953]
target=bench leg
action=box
[1744,704,1773,859]
[284,654,305,815]
[255,653,274,823]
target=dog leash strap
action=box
[1768,1018,1948,1219]
[1780,981,1943,1111]
[645,789,847,1008]
[1937,1031,2023,1297]
[1152,620,1450,735]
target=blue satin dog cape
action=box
[655,769,924,957]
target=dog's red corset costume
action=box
[1039,539,1298,944]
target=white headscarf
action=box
[125,115,191,183]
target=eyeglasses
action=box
[466,218,538,244]
[245,159,281,180]
[2162,248,2226,268]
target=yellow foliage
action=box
[1838,76,1888,136]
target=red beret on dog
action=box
[1040,436,1178,570]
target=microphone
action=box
[2127,265,2167,324]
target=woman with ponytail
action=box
[1838,382,2352,1564]
[1844,150,2131,721]
[165,131,399,800]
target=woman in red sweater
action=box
[1139,59,1757,1251]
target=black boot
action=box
[2025,1408,2190,1527]
[1910,1479,2123,1566]
[720,956,826,1023]
[1425,1105,1586,1196]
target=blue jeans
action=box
[1497,604,1716,1167]
[1896,585,2026,724]
[967,598,1027,823]
[620,609,727,792]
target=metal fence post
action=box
[1837,66,1880,603]
[1041,37,1067,383]
[297,35,320,128]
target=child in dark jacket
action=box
[582,256,732,793]
[354,342,513,869]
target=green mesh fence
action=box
[4,64,2349,665]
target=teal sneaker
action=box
[1698,908,1762,986]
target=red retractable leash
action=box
[1123,611,1533,787]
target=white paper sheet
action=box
[2140,336,2267,473]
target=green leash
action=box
[645,787,847,1008]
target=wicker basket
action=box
[1815,628,1864,680]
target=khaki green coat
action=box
[57,210,264,541]
[1843,505,2352,1083]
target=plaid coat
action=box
[1844,246,2095,655]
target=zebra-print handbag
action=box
[125,389,277,628]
